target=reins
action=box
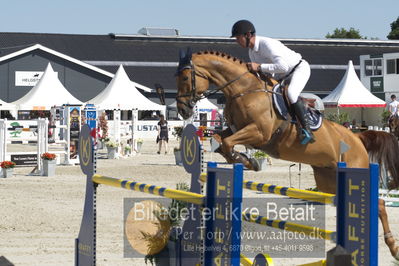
[176,62,282,108]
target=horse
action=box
[389,115,399,140]
[175,49,399,260]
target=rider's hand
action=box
[246,62,261,73]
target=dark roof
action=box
[1,32,399,95]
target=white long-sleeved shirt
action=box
[249,36,302,78]
[389,100,399,115]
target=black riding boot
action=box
[292,101,315,144]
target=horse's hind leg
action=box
[379,199,399,260]
[311,166,337,194]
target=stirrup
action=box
[300,128,315,145]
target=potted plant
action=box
[253,150,271,171]
[173,147,182,166]
[97,112,109,149]
[1,160,16,178]
[172,126,183,166]
[41,152,57,176]
[124,145,132,156]
[106,139,119,159]
[136,138,143,153]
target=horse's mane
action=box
[194,50,277,87]
[195,50,246,67]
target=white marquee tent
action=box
[322,60,386,108]
[11,63,83,110]
[322,60,386,126]
[87,65,165,112]
[168,98,219,110]
[0,99,15,110]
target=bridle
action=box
[176,60,249,109]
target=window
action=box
[365,60,373,76]
[386,59,399,74]
[364,58,383,76]
[374,59,382,75]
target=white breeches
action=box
[287,59,311,103]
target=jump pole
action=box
[75,124,247,266]
[194,126,379,265]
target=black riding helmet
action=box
[231,20,256,37]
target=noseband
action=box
[176,61,249,109]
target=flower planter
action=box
[1,168,14,178]
[42,159,56,176]
[97,141,104,150]
[136,142,143,153]
[174,150,182,166]
[255,158,268,171]
[107,146,118,159]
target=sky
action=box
[1,0,398,40]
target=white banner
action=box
[15,71,58,86]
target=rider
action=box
[231,19,314,144]
[389,94,399,119]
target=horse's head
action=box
[175,48,209,119]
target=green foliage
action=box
[325,112,351,125]
[326,27,364,39]
[172,126,183,139]
[253,150,269,159]
[381,109,391,127]
[144,182,190,265]
[387,17,399,40]
[105,139,119,148]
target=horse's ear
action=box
[177,47,192,75]
[179,49,186,62]
[185,47,192,61]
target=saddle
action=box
[271,82,323,131]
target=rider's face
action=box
[235,35,247,48]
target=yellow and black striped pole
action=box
[199,174,335,205]
[242,212,336,241]
[92,174,205,206]
[243,181,335,205]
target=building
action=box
[1,31,399,105]
[360,52,399,101]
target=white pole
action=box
[132,108,138,154]
[0,119,7,162]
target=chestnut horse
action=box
[175,49,399,260]
[389,115,399,140]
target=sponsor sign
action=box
[11,154,37,166]
[15,71,58,86]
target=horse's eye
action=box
[182,76,188,81]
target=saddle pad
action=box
[272,83,289,120]
[272,83,323,131]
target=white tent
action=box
[322,60,386,126]
[12,63,83,110]
[0,99,15,110]
[168,98,219,110]
[87,65,165,112]
[322,60,386,108]
[196,98,219,112]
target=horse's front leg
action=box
[220,123,264,170]
[212,127,235,164]
[379,199,399,260]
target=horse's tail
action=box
[358,130,399,189]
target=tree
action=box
[387,17,399,40]
[326,27,364,39]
